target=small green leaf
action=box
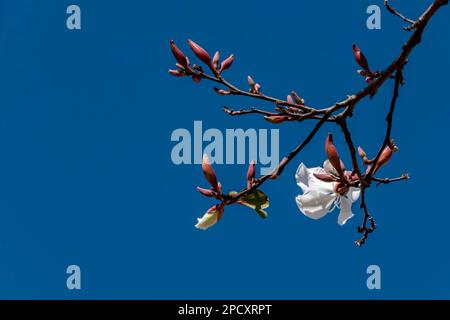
[236,189,269,219]
[255,208,268,219]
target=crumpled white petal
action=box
[295,163,334,194]
[195,211,219,230]
[296,189,336,220]
[337,187,361,225]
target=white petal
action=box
[195,211,219,230]
[337,188,360,226]
[323,160,338,176]
[337,196,354,226]
[295,163,334,194]
[349,187,361,202]
[295,163,311,192]
[296,189,336,220]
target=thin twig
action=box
[222,106,277,117]
[373,174,409,187]
[384,0,415,28]
[338,119,373,246]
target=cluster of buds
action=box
[313,134,397,193]
[313,134,359,195]
[195,154,269,230]
[263,91,307,124]
[247,75,261,94]
[358,139,398,177]
[195,154,225,230]
[169,39,234,83]
[352,44,377,83]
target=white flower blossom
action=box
[295,162,360,225]
[195,211,219,230]
[195,204,223,230]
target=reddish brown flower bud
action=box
[325,133,345,177]
[254,83,261,93]
[170,40,188,68]
[202,154,219,191]
[290,91,305,105]
[213,87,230,95]
[246,160,256,187]
[188,39,211,67]
[358,146,367,159]
[219,54,234,72]
[352,44,370,72]
[287,95,294,105]
[264,115,291,124]
[313,173,337,183]
[168,69,183,77]
[372,145,394,174]
[247,75,255,87]
[196,187,216,198]
[212,51,220,70]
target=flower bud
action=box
[313,173,336,183]
[219,54,234,72]
[195,204,224,230]
[372,145,394,174]
[168,69,183,77]
[254,83,261,93]
[246,160,256,187]
[212,51,220,70]
[264,115,291,124]
[202,154,219,191]
[170,40,188,68]
[325,133,345,178]
[286,95,294,105]
[358,146,367,159]
[214,87,230,95]
[196,187,216,198]
[290,91,305,105]
[247,75,255,87]
[352,44,370,72]
[188,39,212,67]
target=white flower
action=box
[195,204,223,230]
[295,162,360,226]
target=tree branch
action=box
[169,0,448,246]
[373,174,410,187]
[366,68,403,181]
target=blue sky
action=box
[0,0,449,299]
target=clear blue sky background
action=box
[0,0,449,299]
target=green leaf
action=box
[231,189,269,219]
